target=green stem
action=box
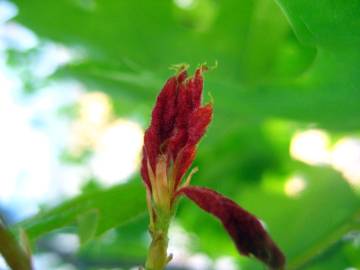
[0,222,32,270]
[145,210,171,270]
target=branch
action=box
[0,221,32,270]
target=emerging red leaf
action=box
[141,67,212,192]
[178,186,285,270]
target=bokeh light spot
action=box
[174,0,195,9]
[284,175,307,197]
[91,119,144,186]
[290,129,331,165]
[331,138,360,189]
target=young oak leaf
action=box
[141,66,212,198]
[141,65,285,270]
[177,186,286,270]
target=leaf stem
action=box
[0,221,32,270]
[145,209,172,270]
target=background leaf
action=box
[15,181,146,241]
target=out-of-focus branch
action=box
[0,221,32,270]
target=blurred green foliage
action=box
[8,0,360,269]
